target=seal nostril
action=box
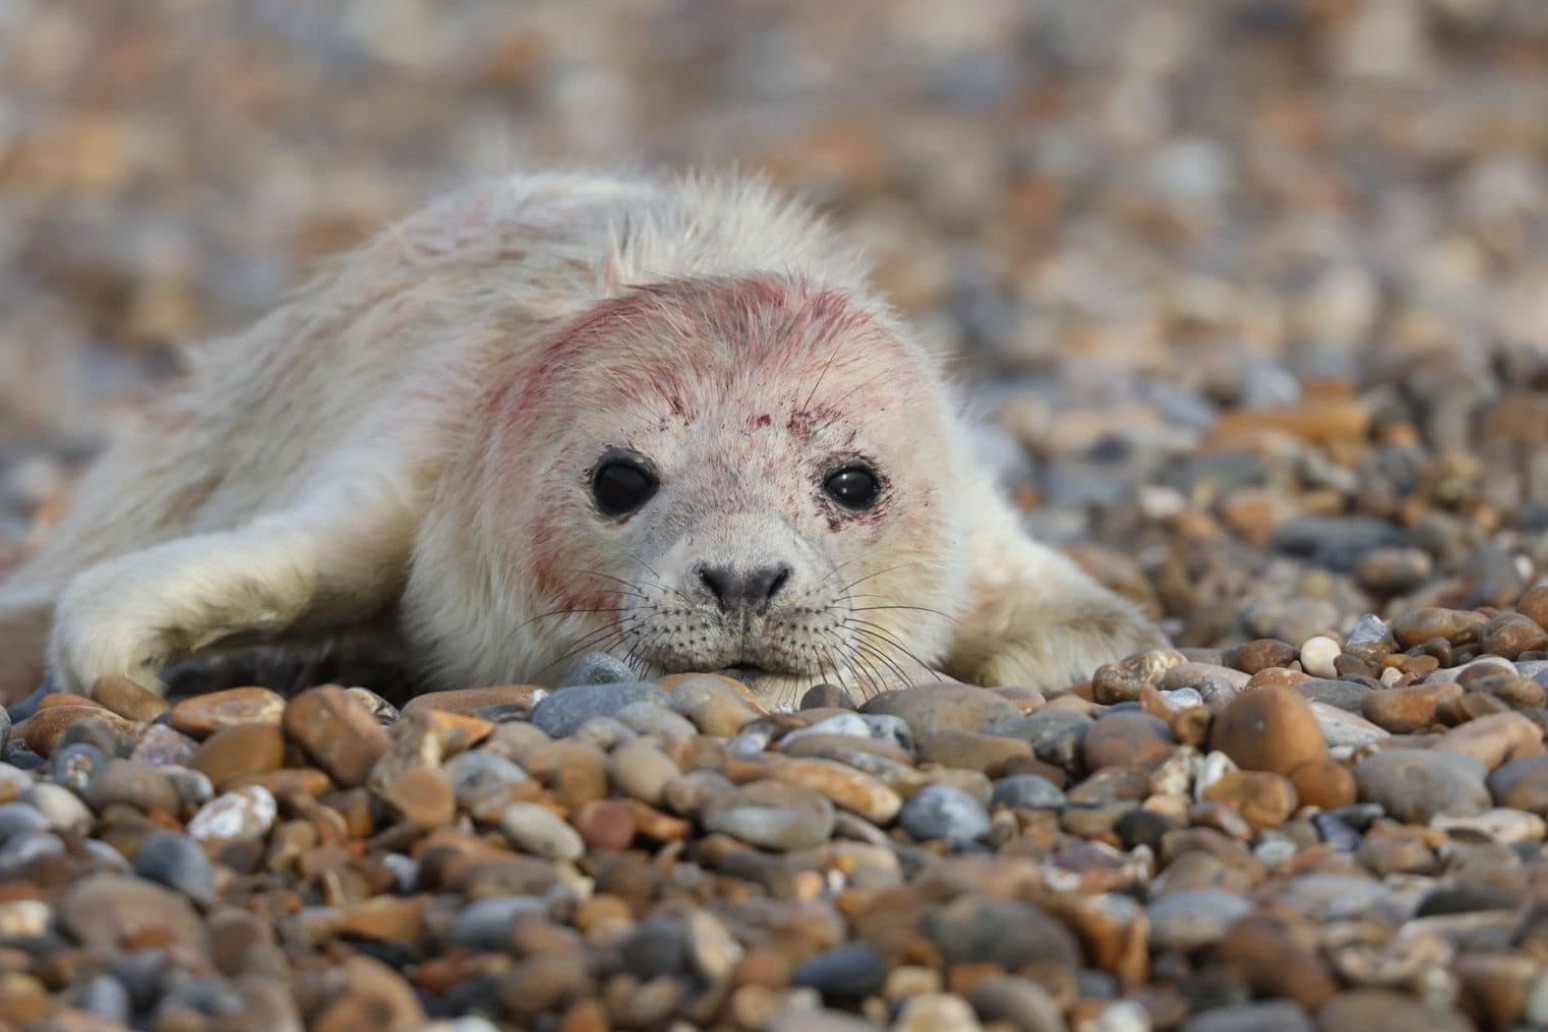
[697,563,792,613]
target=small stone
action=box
[400,685,542,720]
[23,782,93,834]
[450,896,546,951]
[378,765,456,829]
[50,741,108,794]
[1314,989,1472,1032]
[969,976,1065,1032]
[702,780,835,850]
[1082,710,1177,769]
[861,683,1020,733]
[686,910,744,983]
[1203,770,1299,830]
[559,651,638,687]
[608,739,681,806]
[130,723,200,767]
[1223,639,1298,675]
[500,802,585,860]
[1185,1001,1312,1032]
[312,956,427,1032]
[1287,757,1358,810]
[662,674,766,736]
[530,682,667,738]
[1218,916,1337,1010]
[992,774,1068,811]
[1211,685,1328,776]
[59,873,207,953]
[1147,889,1254,951]
[1298,637,1341,679]
[768,757,902,824]
[1355,749,1490,823]
[1430,712,1543,769]
[191,722,286,790]
[791,942,886,1003]
[168,686,286,736]
[23,706,140,757]
[186,785,278,842]
[283,685,393,788]
[84,759,181,816]
[917,728,1032,773]
[90,675,169,722]
[132,831,216,905]
[899,784,990,841]
[923,895,1081,970]
[573,799,636,850]
[1487,753,1548,814]
[895,993,984,1032]
[801,684,857,710]
[1360,681,1459,733]
[614,701,698,740]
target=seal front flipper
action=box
[48,480,415,697]
[943,480,1167,693]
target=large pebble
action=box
[1354,749,1491,823]
[499,803,585,860]
[186,785,278,841]
[84,759,181,816]
[992,773,1068,811]
[1082,710,1177,769]
[768,757,901,824]
[923,895,1081,969]
[1487,753,1548,814]
[1147,889,1255,951]
[861,683,1020,733]
[661,674,765,736]
[899,784,990,842]
[1211,685,1327,776]
[191,722,285,790]
[169,686,285,736]
[283,685,393,788]
[133,831,216,905]
[59,874,207,953]
[702,781,835,850]
[530,682,667,738]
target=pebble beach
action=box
[5,1,1548,1030]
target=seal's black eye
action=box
[824,464,883,511]
[592,452,658,518]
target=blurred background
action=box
[4,0,1548,650]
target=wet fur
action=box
[0,170,1164,704]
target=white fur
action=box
[0,170,1164,702]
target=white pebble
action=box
[1299,635,1341,679]
[499,802,584,861]
[186,786,278,841]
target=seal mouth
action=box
[718,662,771,681]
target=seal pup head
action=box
[422,274,972,703]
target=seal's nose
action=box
[697,563,792,615]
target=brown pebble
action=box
[917,729,1031,774]
[1211,685,1328,776]
[1203,770,1299,830]
[861,683,1020,733]
[1316,988,1473,1032]
[312,956,427,1032]
[192,723,286,791]
[1432,712,1544,769]
[767,756,902,824]
[523,741,609,810]
[1224,638,1299,674]
[1484,613,1548,659]
[1517,583,1548,630]
[1391,608,1486,649]
[1082,711,1177,770]
[1359,681,1461,733]
[282,685,393,788]
[23,707,141,757]
[90,675,169,722]
[338,897,427,944]
[573,799,637,850]
[1219,916,1337,1010]
[378,765,456,829]
[661,674,766,736]
[169,686,286,737]
[1287,756,1357,810]
[58,873,207,954]
[1488,753,1548,814]
[399,684,542,720]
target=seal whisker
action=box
[846,617,944,683]
[848,636,916,694]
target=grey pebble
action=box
[530,682,667,738]
[450,896,547,951]
[621,914,688,979]
[970,975,1067,1032]
[614,700,698,741]
[133,830,217,906]
[899,784,990,842]
[983,711,1092,768]
[0,801,50,845]
[50,742,108,794]
[1182,1001,1313,1032]
[1275,873,1404,922]
[0,705,9,755]
[559,651,638,687]
[1354,748,1491,823]
[23,782,93,835]
[162,766,215,809]
[443,751,527,796]
[991,774,1068,811]
[0,830,64,875]
[791,942,886,1003]
[78,974,133,1024]
[1147,889,1255,951]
